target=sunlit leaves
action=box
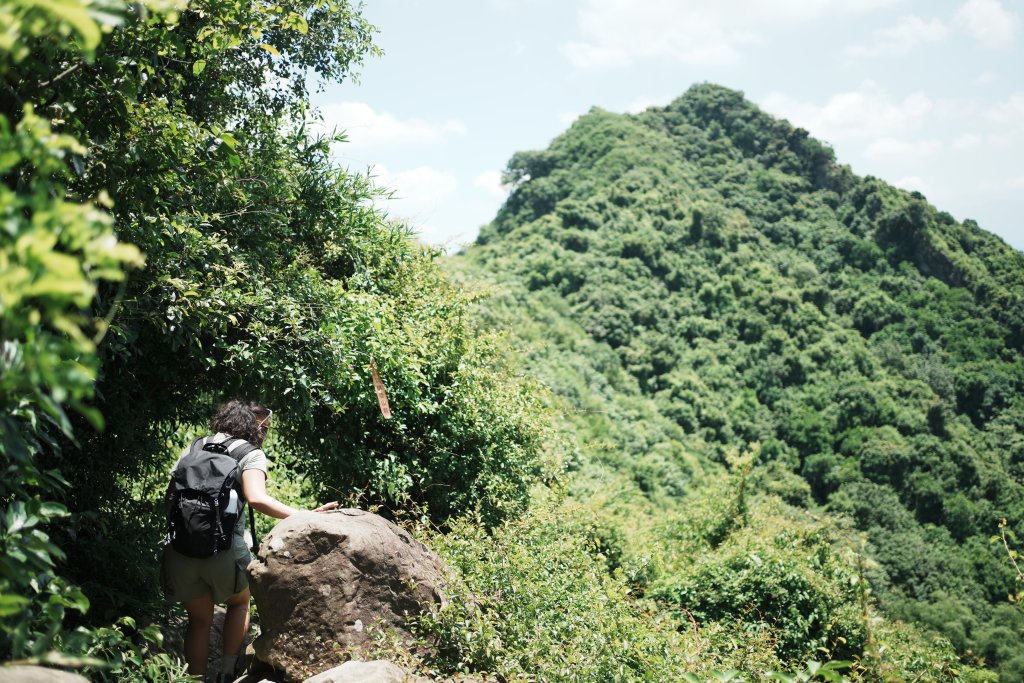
[462,82,1023,679]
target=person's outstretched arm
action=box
[242,469,337,519]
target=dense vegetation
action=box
[2,0,549,676]
[458,84,1024,681]
[2,0,1021,680]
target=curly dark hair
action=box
[248,401,270,420]
[211,400,259,443]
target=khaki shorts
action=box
[161,545,250,603]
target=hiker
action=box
[162,400,338,682]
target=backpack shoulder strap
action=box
[218,437,258,506]
[217,437,259,463]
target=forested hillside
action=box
[458,84,1024,680]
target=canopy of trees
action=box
[1,0,550,673]
[463,83,1024,681]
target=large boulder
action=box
[301,660,425,683]
[248,509,447,682]
[0,667,88,683]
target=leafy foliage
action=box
[462,84,1024,680]
[0,0,149,663]
[2,0,552,675]
[413,500,694,682]
[17,0,551,621]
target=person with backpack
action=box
[162,400,338,682]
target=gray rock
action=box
[0,667,89,683]
[301,660,425,683]
[248,509,447,682]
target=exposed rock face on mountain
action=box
[248,509,448,682]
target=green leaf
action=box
[257,43,280,56]
[0,594,30,617]
[193,59,206,75]
[76,405,104,431]
[283,12,308,34]
[27,0,102,51]
[0,150,22,173]
[66,587,90,612]
[38,502,69,519]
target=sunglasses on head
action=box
[257,408,273,430]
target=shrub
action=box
[411,501,692,682]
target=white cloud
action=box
[761,81,933,144]
[563,0,903,68]
[975,70,998,85]
[557,111,583,125]
[316,102,466,149]
[843,16,950,58]
[894,176,932,194]
[563,42,629,68]
[474,170,510,203]
[978,176,1024,193]
[864,137,943,159]
[954,132,983,150]
[987,93,1024,131]
[371,165,459,234]
[563,0,755,68]
[955,0,1020,49]
[491,0,542,10]
[624,96,663,114]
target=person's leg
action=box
[182,591,215,677]
[220,587,251,676]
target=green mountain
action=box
[456,83,1024,680]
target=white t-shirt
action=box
[171,432,268,560]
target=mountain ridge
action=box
[459,82,1024,679]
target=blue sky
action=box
[312,0,1024,251]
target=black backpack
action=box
[166,436,258,558]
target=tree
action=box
[1,0,149,661]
